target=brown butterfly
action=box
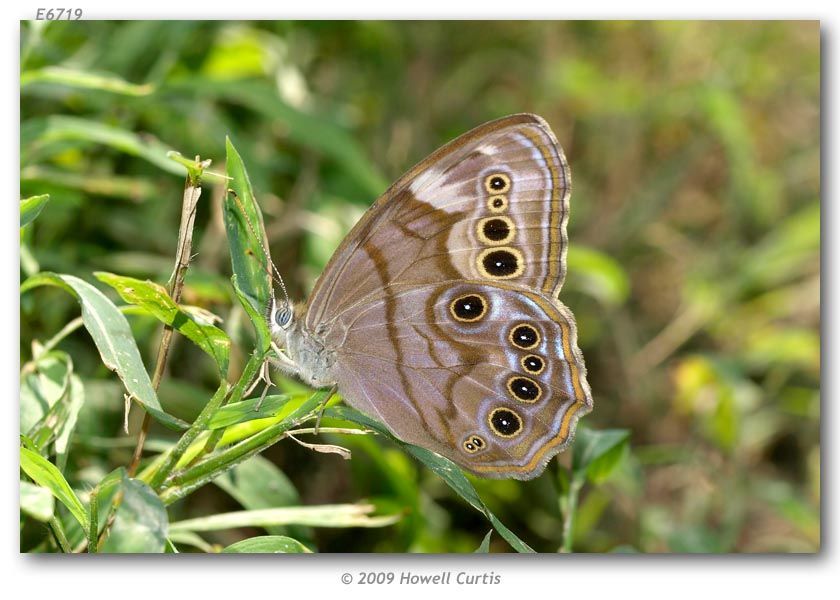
[269,114,593,479]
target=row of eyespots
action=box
[460,325,548,450]
[477,174,522,280]
[483,324,547,440]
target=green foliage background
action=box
[20,20,819,553]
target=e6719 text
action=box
[35,8,83,20]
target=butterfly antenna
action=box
[230,190,291,307]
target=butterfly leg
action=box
[247,360,275,412]
[269,341,301,377]
[313,384,337,435]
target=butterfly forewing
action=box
[305,114,571,330]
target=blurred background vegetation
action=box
[20,20,819,552]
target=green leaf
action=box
[709,388,739,453]
[224,139,272,321]
[740,202,820,290]
[325,406,535,553]
[21,166,158,200]
[222,535,313,554]
[170,79,387,196]
[54,374,85,470]
[214,454,310,541]
[100,476,168,553]
[89,467,127,533]
[214,455,301,514]
[21,116,185,177]
[572,428,631,484]
[170,504,400,533]
[20,194,49,228]
[95,272,231,375]
[21,273,188,430]
[475,531,493,553]
[207,395,290,429]
[566,246,630,306]
[20,480,55,522]
[21,66,154,96]
[232,276,272,353]
[167,531,215,553]
[20,351,72,439]
[19,447,87,530]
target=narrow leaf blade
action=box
[222,535,312,554]
[20,480,55,522]
[95,272,231,375]
[21,273,188,430]
[19,447,87,529]
[325,406,535,552]
[224,138,272,320]
[169,504,399,532]
[20,194,50,228]
[100,476,168,553]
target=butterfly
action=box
[266,114,592,480]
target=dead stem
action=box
[127,162,207,476]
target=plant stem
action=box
[49,516,72,553]
[199,350,265,456]
[147,381,230,490]
[158,418,302,505]
[159,388,332,505]
[127,166,204,476]
[560,476,583,553]
[87,487,99,553]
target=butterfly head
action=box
[268,298,306,353]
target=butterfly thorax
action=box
[271,302,336,388]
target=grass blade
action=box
[21,116,185,176]
[207,395,290,429]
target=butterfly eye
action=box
[273,305,292,329]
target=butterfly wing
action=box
[327,281,591,479]
[303,113,591,479]
[305,113,571,331]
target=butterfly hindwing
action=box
[327,282,591,478]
